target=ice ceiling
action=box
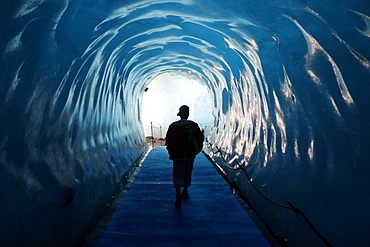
[0,0,369,246]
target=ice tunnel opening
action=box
[141,71,214,139]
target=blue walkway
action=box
[96,147,271,247]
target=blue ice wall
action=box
[0,0,369,246]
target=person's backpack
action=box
[183,124,203,155]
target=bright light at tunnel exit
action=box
[141,72,214,137]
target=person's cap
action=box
[177,105,189,116]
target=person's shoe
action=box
[175,193,182,208]
[182,189,189,200]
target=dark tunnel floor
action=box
[94,146,271,247]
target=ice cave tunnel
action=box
[0,0,370,246]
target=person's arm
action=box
[165,123,174,152]
[196,124,204,149]
[190,121,204,152]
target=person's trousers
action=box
[172,158,194,188]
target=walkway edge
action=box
[203,151,281,247]
[83,149,152,247]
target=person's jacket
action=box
[165,119,204,160]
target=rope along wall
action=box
[205,141,333,247]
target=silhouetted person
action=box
[165,105,204,208]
